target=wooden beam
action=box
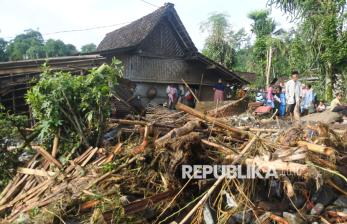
[17,167,56,177]
[31,145,63,169]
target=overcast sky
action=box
[0,0,294,51]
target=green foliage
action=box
[26,60,123,153]
[6,29,45,60]
[248,10,275,37]
[200,13,249,68]
[0,38,8,62]
[44,39,78,57]
[0,104,28,190]
[5,30,79,61]
[81,43,97,53]
[268,0,347,100]
[247,9,278,83]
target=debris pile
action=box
[0,103,347,223]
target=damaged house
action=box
[0,3,248,116]
[95,3,248,105]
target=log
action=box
[201,139,234,154]
[249,128,279,133]
[282,176,294,198]
[225,154,318,177]
[80,200,100,211]
[0,179,52,212]
[175,103,248,137]
[81,147,98,167]
[17,167,56,177]
[31,145,63,169]
[231,134,258,165]
[155,120,203,147]
[124,190,177,214]
[110,119,148,126]
[104,143,123,163]
[207,96,246,117]
[132,125,149,155]
[297,141,335,156]
[269,213,289,224]
[51,134,59,158]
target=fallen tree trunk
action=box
[297,141,335,156]
[175,103,248,138]
[155,120,203,147]
[226,155,319,178]
[201,139,234,154]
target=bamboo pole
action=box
[181,78,200,103]
[31,145,63,169]
[178,175,225,224]
[231,134,258,164]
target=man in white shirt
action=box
[285,71,302,118]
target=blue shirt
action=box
[214,83,225,91]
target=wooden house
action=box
[0,55,105,115]
[95,3,248,105]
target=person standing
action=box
[302,84,315,115]
[279,88,286,117]
[273,85,282,116]
[285,71,302,118]
[166,84,177,110]
[177,85,185,103]
[213,78,225,102]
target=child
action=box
[279,90,286,117]
[317,101,326,112]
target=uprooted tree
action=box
[26,59,123,158]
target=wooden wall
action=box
[139,18,186,57]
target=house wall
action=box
[139,18,186,57]
[133,82,217,106]
[103,17,243,105]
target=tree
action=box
[0,38,8,62]
[65,44,78,56]
[248,10,277,85]
[6,29,45,60]
[45,39,68,57]
[268,0,347,100]
[81,43,97,53]
[26,61,123,150]
[201,13,249,69]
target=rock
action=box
[301,110,342,124]
[333,195,347,208]
[312,185,339,206]
[310,203,324,215]
[227,210,252,224]
[283,212,304,224]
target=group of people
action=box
[213,78,245,102]
[166,84,195,109]
[256,71,346,120]
[166,79,241,110]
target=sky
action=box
[0,0,295,51]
